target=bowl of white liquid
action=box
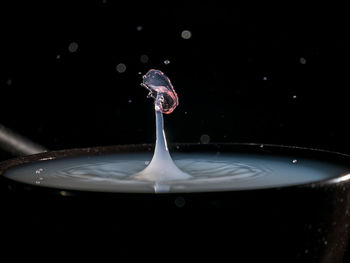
[1,143,350,262]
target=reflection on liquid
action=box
[5,152,349,193]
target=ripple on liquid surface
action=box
[4,152,349,193]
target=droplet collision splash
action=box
[5,70,350,194]
[140,69,179,114]
[133,69,191,184]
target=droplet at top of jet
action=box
[141,69,179,114]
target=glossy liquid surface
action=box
[4,152,350,193]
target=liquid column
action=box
[133,70,191,187]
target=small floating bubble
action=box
[60,191,69,196]
[263,76,268,81]
[56,54,61,59]
[6,79,12,86]
[175,197,186,207]
[35,181,41,184]
[144,161,150,165]
[292,159,298,164]
[181,30,192,39]
[140,54,149,63]
[128,99,132,103]
[68,42,79,53]
[293,95,297,99]
[164,60,170,65]
[136,25,143,31]
[300,57,307,64]
[260,144,264,148]
[200,134,210,144]
[116,63,127,73]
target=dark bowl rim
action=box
[1,142,350,195]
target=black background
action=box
[0,1,349,160]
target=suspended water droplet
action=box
[116,63,127,73]
[60,191,69,196]
[200,134,210,144]
[293,95,297,99]
[181,30,192,39]
[164,60,170,65]
[292,159,298,164]
[263,76,268,81]
[136,25,143,31]
[175,197,186,207]
[300,57,307,64]
[140,54,149,63]
[68,42,79,53]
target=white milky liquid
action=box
[131,95,191,182]
[4,151,350,193]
